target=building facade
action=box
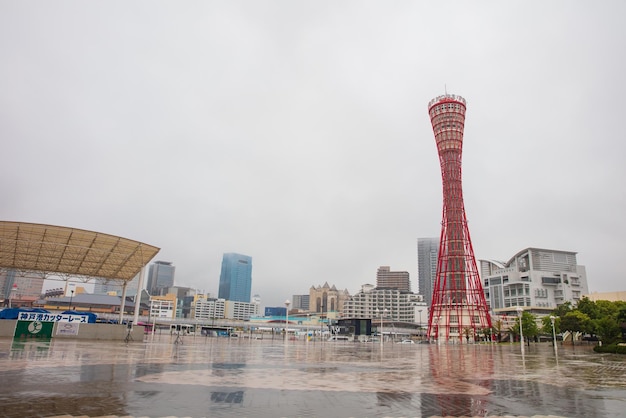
[94,274,141,297]
[218,253,252,303]
[193,296,225,320]
[480,247,589,311]
[149,295,177,319]
[309,282,350,316]
[225,299,260,320]
[291,294,310,311]
[192,296,259,321]
[376,266,411,292]
[417,237,438,308]
[342,284,427,323]
[0,269,44,308]
[146,261,176,296]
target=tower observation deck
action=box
[426,94,491,343]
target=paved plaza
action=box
[0,334,624,418]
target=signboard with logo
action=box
[56,322,80,336]
[14,320,54,339]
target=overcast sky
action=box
[2,2,625,308]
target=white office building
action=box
[193,297,260,321]
[342,284,427,323]
[193,297,225,320]
[480,247,589,312]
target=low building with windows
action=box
[342,284,427,323]
[150,294,177,319]
[193,296,225,320]
[192,296,260,321]
[480,247,589,315]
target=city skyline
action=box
[2,2,625,308]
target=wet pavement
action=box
[0,334,624,418]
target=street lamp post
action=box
[516,306,525,356]
[9,283,17,308]
[550,315,558,355]
[284,299,290,342]
[376,308,388,349]
[69,289,75,311]
[306,313,310,342]
[418,309,423,339]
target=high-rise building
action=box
[0,269,44,307]
[376,266,411,292]
[218,253,252,303]
[426,94,491,343]
[417,238,439,307]
[146,261,175,296]
[292,294,310,311]
[93,274,140,297]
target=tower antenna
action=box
[444,84,447,94]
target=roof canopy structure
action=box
[0,221,160,282]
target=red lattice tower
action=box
[426,94,492,343]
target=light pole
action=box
[376,308,387,349]
[284,299,290,342]
[418,309,423,339]
[516,306,525,356]
[306,313,310,342]
[550,315,558,355]
[69,289,75,311]
[9,283,17,308]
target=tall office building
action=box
[218,253,252,303]
[146,261,175,296]
[292,294,310,311]
[376,266,411,292]
[417,238,439,308]
[427,94,491,343]
[93,273,140,297]
[1,269,44,307]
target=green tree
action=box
[618,305,626,324]
[576,297,599,320]
[561,311,592,343]
[595,300,620,320]
[493,319,503,342]
[541,315,560,335]
[553,301,572,319]
[594,317,621,344]
[510,312,538,343]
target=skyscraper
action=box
[427,94,491,342]
[218,253,252,303]
[376,266,411,292]
[417,237,439,307]
[146,261,175,296]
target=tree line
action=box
[492,297,626,345]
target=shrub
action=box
[593,343,626,354]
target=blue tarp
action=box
[61,310,98,323]
[0,308,50,320]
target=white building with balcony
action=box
[193,296,260,321]
[480,247,589,313]
[342,284,427,323]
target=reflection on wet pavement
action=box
[0,335,624,417]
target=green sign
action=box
[14,320,54,339]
